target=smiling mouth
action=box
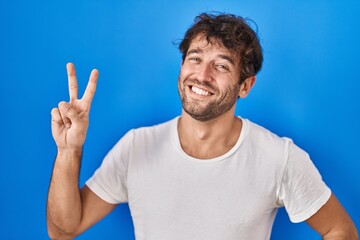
[190,85,214,96]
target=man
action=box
[47,13,358,239]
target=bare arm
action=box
[47,147,82,235]
[47,185,116,239]
[306,193,358,240]
[47,63,116,239]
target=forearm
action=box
[47,147,83,234]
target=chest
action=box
[126,154,279,235]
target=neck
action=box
[178,108,242,159]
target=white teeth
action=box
[191,86,211,96]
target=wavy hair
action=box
[179,13,263,84]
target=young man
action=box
[47,13,358,239]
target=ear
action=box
[238,76,256,98]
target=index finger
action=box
[67,62,78,101]
[81,68,99,107]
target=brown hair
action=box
[179,13,263,84]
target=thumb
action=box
[58,101,80,128]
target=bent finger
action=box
[81,68,99,107]
[58,102,77,128]
[51,108,64,126]
[67,62,78,102]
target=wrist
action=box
[57,146,83,158]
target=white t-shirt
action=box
[86,117,331,240]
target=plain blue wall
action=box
[0,0,359,239]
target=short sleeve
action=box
[85,130,134,204]
[277,141,331,223]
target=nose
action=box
[196,63,213,82]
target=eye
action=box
[216,64,230,71]
[188,57,201,63]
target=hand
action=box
[51,63,99,149]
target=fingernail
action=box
[61,103,69,111]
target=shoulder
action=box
[131,117,177,137]
[124,117,178,148]
[106,117,178,160]
[242,118,294,151]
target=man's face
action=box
[178,35,242,122]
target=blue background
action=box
[0,0,359,239]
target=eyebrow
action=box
[187,48,202,55]
[187,48,236,66]
[218,54,235,66]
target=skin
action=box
[177,35,253,159]
[47,63,116,239]
[47,37,358,239]
[178,36,243,123]
[178,36,357,239]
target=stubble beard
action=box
[178,75,241,122]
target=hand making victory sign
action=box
[51,63,99,149]
[47,63,112,238]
